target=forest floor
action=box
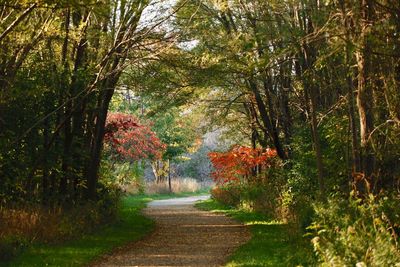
[91,195,251,267]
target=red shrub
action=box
[208,145,277,185]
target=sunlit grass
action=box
[195,199,316,267]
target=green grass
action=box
[2,195,153,267]
[196,199,316,267]
[1,192,210,267]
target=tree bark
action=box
[356,0,375,183]
[168,159,172,193]
[339,0,361,175]
[86,75,119,199]
[60,10,89,198]
[309,82,325,194]
[248,79,286,159]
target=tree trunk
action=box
[309,83,325,194]
[151,160,160,183]
[279,64,293,148]
[86,90,113,199]
[42,117,49,204]
[86,73,119,199]
[168,159,172,193]
[299,11,325,194]
[339,0,361,175]
[296,43,325,195]
[356,0,375,184]
[248,79,286,159]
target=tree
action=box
[150,110,198,191]
[104,112,165,162]
[0,0,158,203]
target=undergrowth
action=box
[310,192,400,266]
[0,195,153,267]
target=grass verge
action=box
[195,199,316,267]
[1,192,210,267]
[1,195,153,267]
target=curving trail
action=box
[92,195,250,267]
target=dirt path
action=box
[93,196,250,267]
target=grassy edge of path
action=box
[2,192,209,267]
[195,199,316,267]
[1,195,152,267]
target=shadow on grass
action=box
[196,199,316,267]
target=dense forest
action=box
[1,0,400,265]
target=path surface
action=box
[93,195,250,267]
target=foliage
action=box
[104,112,166,162]
[209,146,293,222]
[0,187,120,240]
[208,145,277,185]
[1,0,400,264]
[150,110,198,162]
[144,178,210,195]
[174,0,400,193]
[310,192,400,266]
[114,162,145,192]
[177,144,214,180]
[0,0,155,203]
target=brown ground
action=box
[92,196,250,267]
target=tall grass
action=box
[0,195,153,266]
[124,177,213,195]
[0,200,118,262]
[0,188,120,262]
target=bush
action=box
[211,185,241,207]
[310,192,400,266]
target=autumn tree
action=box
[104,113,165,162]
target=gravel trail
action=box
[92,195,250,267]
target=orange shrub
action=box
[208,145,277,185]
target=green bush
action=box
[310,192,400,266]
[0,236,29,261]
